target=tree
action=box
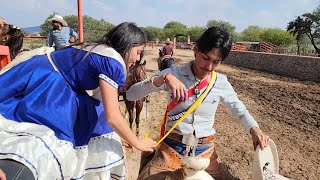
[240,26,264,42]
[206,20,239,41]
[141,26,164,42]
[260,28,295,47]
[301,12,320,54]
[287,16,309,55]
[163,21,188,42]
[206,20,236,34]
[187,26,206,42]
[40,13,114,42]
[286,5,320,55]
[81,16,114,42]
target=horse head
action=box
[128,60,147,86]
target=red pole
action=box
[77,0,84,42]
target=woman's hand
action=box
[135,138,157,152]
[250,127,270,150]
[163,74,187,102]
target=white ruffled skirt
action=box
[0,116,126,180]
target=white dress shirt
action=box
[126,60,259,138]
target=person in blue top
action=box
[47,14,78,50]
[0,22,156,179]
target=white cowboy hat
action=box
[164,38,173,44]
[48,14,68,27]
[252,139,290,180]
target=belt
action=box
[167,133,214,144]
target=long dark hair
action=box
[98,22,147,59]
[70,22,146,71]
[2,24,24,59]
[197,26,233,61]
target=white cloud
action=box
[90,0,115,12]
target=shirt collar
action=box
[178,60,197,80]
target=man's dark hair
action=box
[197,26,233,61]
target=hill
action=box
[22,26,41,33]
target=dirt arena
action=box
[122,47,320,180]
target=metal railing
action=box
[232,41,319,57]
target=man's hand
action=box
[250,127,270,150]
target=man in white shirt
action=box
[127,26,269,180]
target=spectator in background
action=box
[0,16,24,60]
[158,38,174,71]
[47,14,78,50]
[162,38,174,57]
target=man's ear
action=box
[193,45,198,58]
[0,34,9,43]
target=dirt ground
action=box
[121,47,320,180]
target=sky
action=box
[2,0,319,32]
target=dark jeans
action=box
[164,137,211,156]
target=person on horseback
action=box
[127,26,270,180]
[158,38,175,71]
[0,22,156,179]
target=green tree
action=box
[260,28,295,46]
[287,16,310,55]
[206,20,238,41]
[141,26,164,42]
[301,12,320,54]
[187,26,206,42]
[81,16,114,42]
[286,5,320,55]
[163,21,188,42]
[240,26,264,42]
[206,20,236,34]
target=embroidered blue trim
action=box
[99,74,119,89]
[70,156,125,179]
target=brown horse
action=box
[119,60,147,135]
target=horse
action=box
[119,60,148,135]
[157,49,175,71]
